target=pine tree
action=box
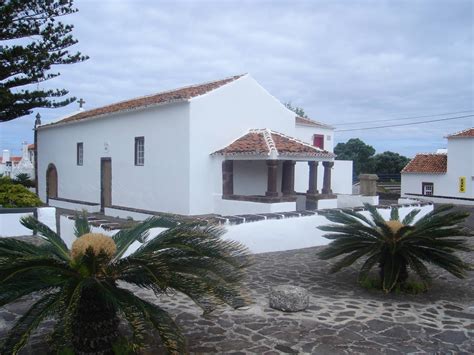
[0,0,88,122]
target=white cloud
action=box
[1,0,472,156]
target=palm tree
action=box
[318,204,472,293]
[0,212,251,354]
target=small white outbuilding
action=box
[401,128,474,205]
[37,74,353,217]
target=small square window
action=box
[135,137,144,166]
[77,143,83,166]
[422,182,433,196]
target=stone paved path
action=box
[1,206,473,354]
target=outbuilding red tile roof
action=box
[401,153,447,174]
[0,156,22,164]
[27,144,35,149]
[295,116,334,129]
[212,129,335,159]
[42,74,245,128]
[446,127,474,138]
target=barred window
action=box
[135,137,144,166]
[77,142,84,166]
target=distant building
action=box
[401,128,474,205]
[0,143,35,179]
[37,74,353,216]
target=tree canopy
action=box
[0,0,88,122]
[334,138,410,176]
[334,138,376,176]
[284,102,308,118]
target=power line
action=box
[332,110,474,126]
[335,114,474,132]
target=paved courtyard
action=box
[1,206,473,354]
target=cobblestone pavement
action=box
[1,209,473,354]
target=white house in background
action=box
[401,128,474,205]
[37,74,353,217]
[0,143,34,179]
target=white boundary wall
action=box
[60,204,434,256]
[0,207,56,237]
[223,204,434,253]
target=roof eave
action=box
[37,99,189,130]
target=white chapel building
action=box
[401,128,474,205]
[37,74,353,217]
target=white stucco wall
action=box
[0,207,56,237]
[294,160,353,194]
[401,138,474,204]
[189,75,298,215]
[38,103,191,214]
[223,203,434,253]
[294,124,334,152]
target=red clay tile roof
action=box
[446,127,474,138]
[295,116,334,129]
[401,154,447,174]
[212,129,335,159]
[0,156,21,164]
[42,74,245,128]
[27,144,35,149]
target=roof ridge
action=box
[72,74,247,117]
[270,129,329,153]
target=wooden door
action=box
[46,164,58,201]
[101,158,112,212]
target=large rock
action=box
[269,285,309,312]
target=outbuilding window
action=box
[77,143,83,166]
[135,137,145,166]
[422,182,434,196]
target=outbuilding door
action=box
[101,158,112,212]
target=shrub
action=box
[13,173,35,188]
[0,181,42,207]
[318,204,473,293]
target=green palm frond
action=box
[2,215,250,354]
[0,292,62,355]
[319,204,472,293]
[74,210,91,238]
[390,207,399,221]
[0,238,49,259]
[111,287,187,354]
[20,216,70,261]
[402,209,421,224]
[112,216,179,260]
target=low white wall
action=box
[317,198,338,209]
[337,195,379,208]
[53,204,435,256]
[224,203,434,253]
[49,198,101,213]
[401,194,474,206]
[0,207,57,237]
[213,196,296,215]
[105,207,154,221]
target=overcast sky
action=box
[1,0,473,157]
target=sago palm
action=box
[0,213,251,354]
[318,204,472,293]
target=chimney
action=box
[2,149,10,162]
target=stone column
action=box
[282,160,296,195]
[359,174,378,196]
[222,160,233,196]
[306,161,319,195]
[266,160,279,197]
[322,161,334,195]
